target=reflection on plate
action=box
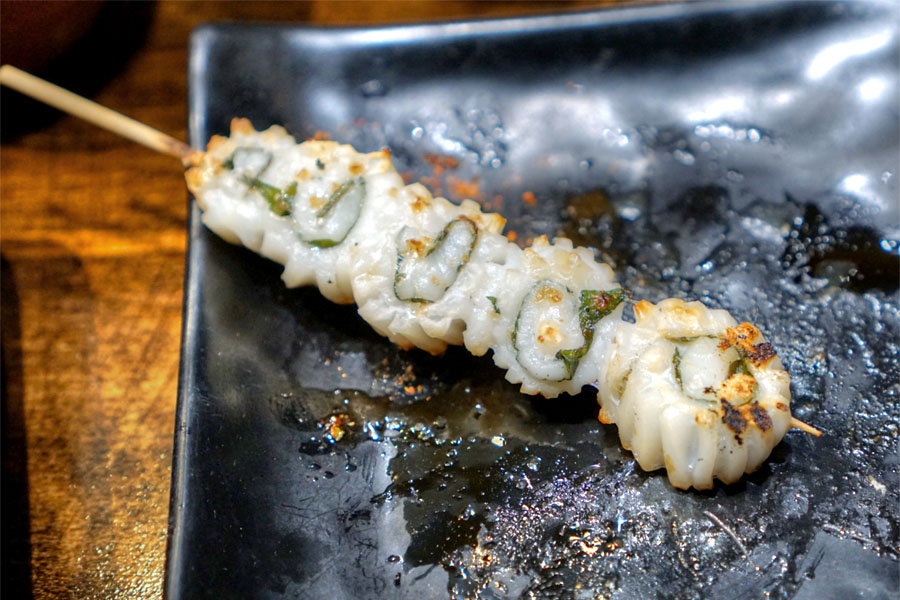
[166,2,899,598]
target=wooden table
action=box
[1,1,625,596]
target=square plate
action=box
[166,2,899,598]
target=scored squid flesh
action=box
[185,118,812,490]
[598,299,792,489]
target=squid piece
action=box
[351,185,508,355]
[597,299,793,489]
[484,236,623,398]
[186,119,398,304]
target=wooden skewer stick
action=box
[0,64,200,166]
[791,417,822,437]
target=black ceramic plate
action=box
[165,2,899,598]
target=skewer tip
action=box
[1,64,201,165]
[790,417,822,437]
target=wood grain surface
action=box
[1,1,628,597]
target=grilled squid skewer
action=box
[0,64,820,491]
[184,119,817,489]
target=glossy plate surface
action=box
[166,2,899,598]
